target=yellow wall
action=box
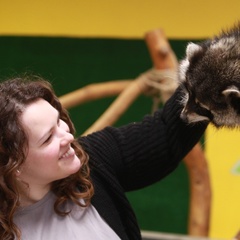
[0,0,239,39]
[206,127,240,238]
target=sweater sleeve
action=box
[79,86,208,191]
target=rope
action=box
[137,68,179,113]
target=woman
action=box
[0,76,208,240]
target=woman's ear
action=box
[16,169,21,176]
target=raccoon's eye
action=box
[194,99,213,121]
[195,98,201,105]
[195,98,210,110]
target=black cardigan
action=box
[78,87,208,240]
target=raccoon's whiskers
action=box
[201,125,221,147]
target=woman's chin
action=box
[60,154,81,175]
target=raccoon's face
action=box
[180,81,240,128]
[180,81,214,124]
[179,36,240,128]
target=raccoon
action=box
[179,23,240,128]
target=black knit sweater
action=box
[78,87,208,240]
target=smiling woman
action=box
[0,76,93,239]
[18,99,82,205]
[0,75,208,239]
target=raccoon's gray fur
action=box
[179,23,240,128]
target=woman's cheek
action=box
[43,144,60,161]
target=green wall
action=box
[0,36,200,233]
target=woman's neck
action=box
[18,182,51,207]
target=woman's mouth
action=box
[59,147,75,160]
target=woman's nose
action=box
[60,131,74,146]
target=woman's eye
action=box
[44,134,52,144]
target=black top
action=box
[78,87,208,240]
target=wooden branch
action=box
[82,77,146,136]
[82,29,178,136]
[184,144,211,235]
[59,80,131,109]
[145,29,178,70]
[141,230,215,240]
[233,230,240,240]
[145,28,211,236]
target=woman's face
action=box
[18,98,81,190]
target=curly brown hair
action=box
[0,76,94,240]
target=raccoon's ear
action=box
[222,86,240,97]
[186,43,202,59]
